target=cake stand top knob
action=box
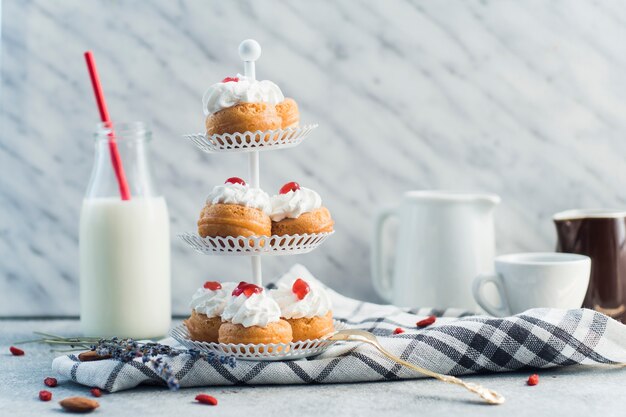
[239,39,262,62]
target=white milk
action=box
[79,197,171,338]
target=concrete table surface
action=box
[1,319,625,417]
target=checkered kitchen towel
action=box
[52,264,626,392]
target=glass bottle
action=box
[79,122,171,338]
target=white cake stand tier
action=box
[184,124,318,153]
[170,321,346,361]
[179,231,334,256]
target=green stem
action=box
[32,331,70,339]
[13,332,104,348]
[11,338,47,345]
[33,331,101,341]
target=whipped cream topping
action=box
[270,280,332,319]
[221,292,281,328]
[202,75,285,115]
[206,182,271,214]
[189,282,237,318]
[269,187,322,222]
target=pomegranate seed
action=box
[225,177,245,186]
[416,315,436,328]
[195,393,218,406]
[292,278,310,300]
[393,328,405,335]
[203,281,222,291]
[39,390,52,401]
[243,284,262,297]
[527,374,539,386]
[221,77,239,83]
[90,387,102,397]
[231,281,247,296]
[232,282,263,297]
[279,181,300,194]
[44,377,57,387]
[9,346,24,356]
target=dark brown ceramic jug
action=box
[554,210,626,322]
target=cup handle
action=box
[371,206,397,302]
[472,274,511,317]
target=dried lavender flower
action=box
[89,338,235,390]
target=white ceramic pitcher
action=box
[371,191,500,310]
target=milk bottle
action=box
[79,122,171,338]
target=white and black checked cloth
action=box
[53,264,626,392]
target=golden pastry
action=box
[271,207,334,236]
[270,182,334,235]
[198,203,271,238]
[198,178,272,238]
[220,282,292,345]
[271,278,334,342]
[185,311,222,343]
[219,320,292,345]
[202,76,285,136]
[275,98,300,129]
[184,281,236,343]
[286,312,334,342]
[205,102,281,136]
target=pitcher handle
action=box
[472,274,510,317]
[371,206,397,302]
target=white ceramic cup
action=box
[472,252,591,317]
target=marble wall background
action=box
[2,0,626,316]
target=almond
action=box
[78,350,110,362]
[59,396,100,413]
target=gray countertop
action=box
[1,319,625,416]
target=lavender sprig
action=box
[90,337,236,390]
[13,332,236,392]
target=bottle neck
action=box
[85,122,159,200]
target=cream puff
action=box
[203,76,283,136]
[275,98,300,128]
[219,282,292,345]
[198,177,272,238]
[271,277,334,341]
[184,281,236,343]
[270,182,334,235]
[206,102,281,137]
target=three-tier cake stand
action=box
[179,39,333,285]
[173,40,339,360]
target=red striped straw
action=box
[84,51,131,201]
